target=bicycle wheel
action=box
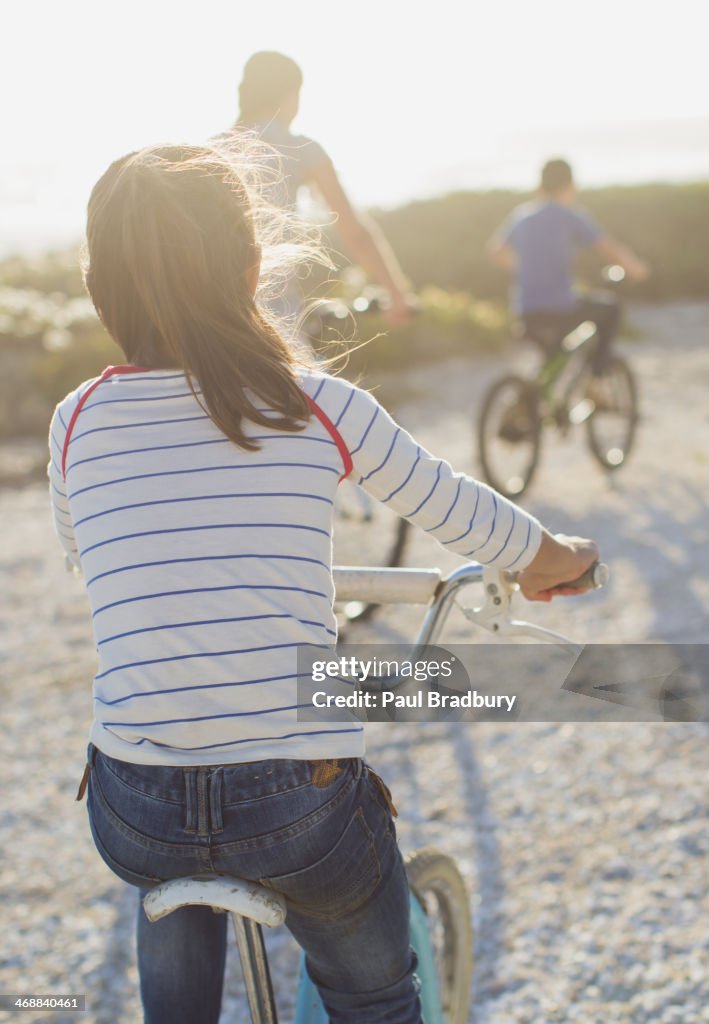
[585,356,638,470]
[333,481,410,623]
[406,848,473,1024]
[477,375,542,498]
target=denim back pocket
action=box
[260,807,381,920]
[87,752,203,883]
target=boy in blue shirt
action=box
[489,158,648,377]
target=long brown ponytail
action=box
[83,143,318,450]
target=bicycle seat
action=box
[143,875,287,927]
[515,316,567,350]
[518,315,597,354]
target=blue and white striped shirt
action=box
[48,367,541,765]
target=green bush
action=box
[0,280,507,440]
[2,179,707,440]
[0,269,120,439]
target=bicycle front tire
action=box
[406,848,473,1024]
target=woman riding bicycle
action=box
[226,50,413,330]
[49,141,597,1023]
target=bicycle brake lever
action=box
[456,567,516,632]
[457,568,580,652]
[499,619,583,655]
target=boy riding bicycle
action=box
[488,158,649,379]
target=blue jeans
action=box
[85,745,422,1023]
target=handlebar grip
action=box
[555,561,609,591]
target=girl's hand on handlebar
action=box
[517,532,599,603]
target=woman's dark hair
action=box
[238,51,303,125]
[83,143,315,450]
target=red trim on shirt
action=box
[304,395,353,482]
[61,365,152,480]
[61,366,354,485]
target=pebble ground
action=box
[1,303,707,1023]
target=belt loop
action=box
[209,768,224,833]
[196,768,209,836]
[184,769,198,833]
[365,765,399,818]
[75,763,91,802]
[310,759,345,789]
[75,744,98,802]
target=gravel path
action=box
[1,303,707,1023]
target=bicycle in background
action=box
[477,267,639,499]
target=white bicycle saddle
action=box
[143,874,287,928]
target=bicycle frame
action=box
[535,320,598,415]
[532,268,626,406]
[333,562,583,653]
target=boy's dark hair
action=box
[540,158,574,194]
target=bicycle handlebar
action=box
[555,560,609,591]
[334,561,609,606]
[505,559,609,593]
[334,560,609,651]
[334,566,441,605]
[305,290,420,335]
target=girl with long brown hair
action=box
[49,141,597,1023]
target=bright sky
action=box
[3,0,708,250]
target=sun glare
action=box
[2,0,707,251]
